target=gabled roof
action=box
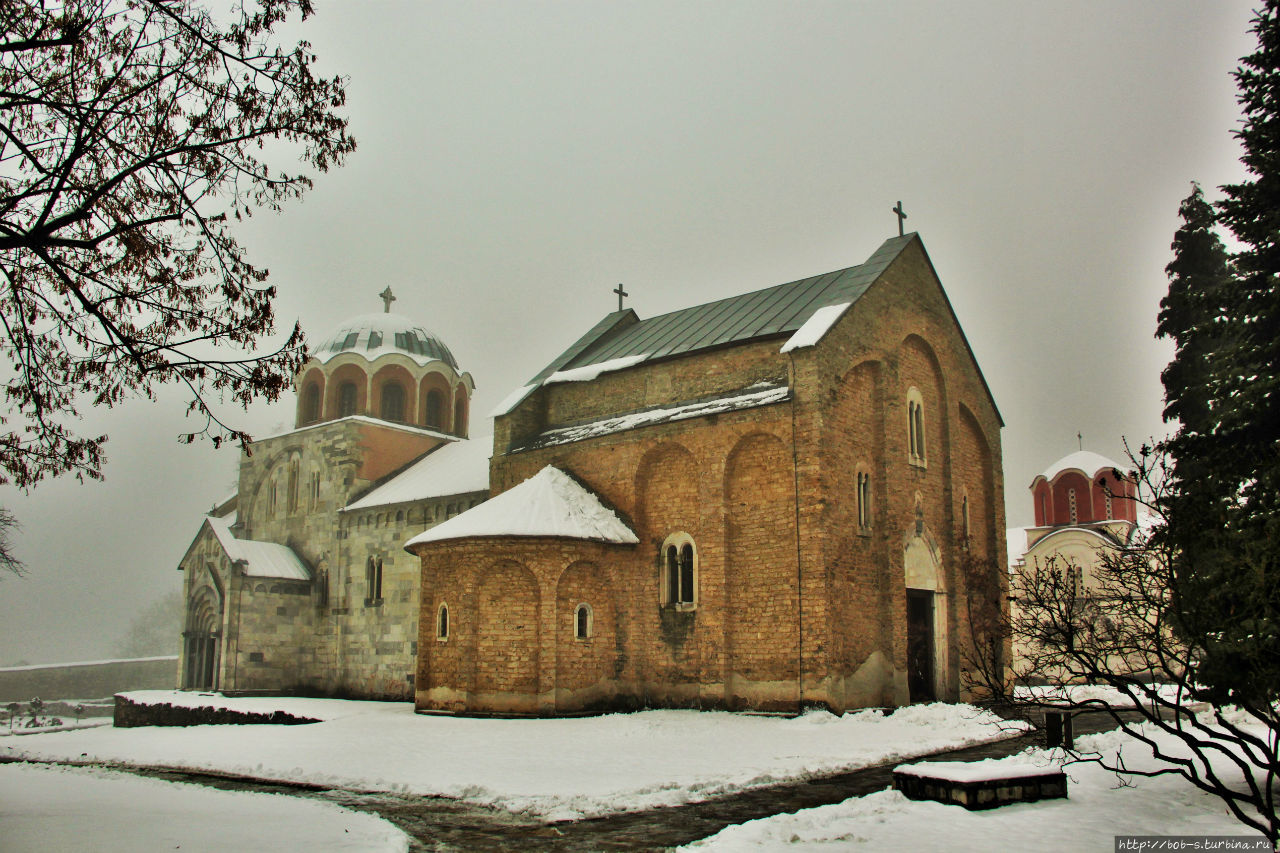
[405,466,638,549]
[205,514,311,581]
[529,235,913,382]
[344,437,491,511]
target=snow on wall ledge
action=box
[405,466,639,548]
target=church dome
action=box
[1035,450,1124,484]
[312,312,460,371]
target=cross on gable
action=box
[379,286,396,314]
[893,201,908,237]
[613,283,629,312]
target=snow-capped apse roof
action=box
[405,466,638,548]
[1036,450,1125,484]
[311,312,460,370]
[206,514,311,581]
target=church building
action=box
[177,296,490,699]
[406,233,1007,715]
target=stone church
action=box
[177,303,490,699]
[407,233,1006,715]
[178,232,1006,713]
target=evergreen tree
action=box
[1157,3,1280,706]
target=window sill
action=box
[364,598,383,608]
[857,527,873,538]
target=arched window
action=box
[338,381,358,417]
[437,603,449,640]
[380,382,405,422]
[960,492,971,546]
[302,383,321,424]
[907,387,927,466]
[660,533,697,608]
[286,459,300,514]
[366,555,383,603]
[267,473,279,516]
[575,603,593,639]
[856,469,872,531]
[454,397,467,436]
[425,389,444,429]
[308,470,321,509]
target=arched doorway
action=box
[183,589,221,690]
[903,530,946,703]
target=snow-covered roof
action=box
[344,437,492,511]
[206,515,311,581]
[405,466,638,548]
[779,301,852,353]
[512,382,790,452]
[544,354,649,385]
[254,414,456,445]
[1035,450,1125,484]
[310,312,460,370]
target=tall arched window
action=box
[366,555,383,603]
[437,602,449,640]
[454,397,467,436]
[338,381,358,417]
[660,533,697,608]
[287,459,300,514]
[302,383,321,424]
[575,603,593,639]
[380,382,405,422]
[425,389,444,429]
[856,469,872,531]
[906,387,927,466]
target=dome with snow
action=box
[312,312,459,370]
[1035,450,1124,485]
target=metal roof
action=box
[544,235,914,376]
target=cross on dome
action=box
[379,286,396,313]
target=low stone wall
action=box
[113,694,320,728]
[0,657,177,702]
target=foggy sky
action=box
[0,1,1259,664]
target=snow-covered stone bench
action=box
[892,760,1067,810]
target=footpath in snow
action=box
[6,692,1023,820]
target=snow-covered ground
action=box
[6,693,1022,820]
[0,762,408,852]
[682,724,1265,851]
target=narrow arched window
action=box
[906,387,927,466]
[856,470,871,531]
[961,494,970,538]
[381,382,405,422]
[575,603,592,639]
[437,603,449,640]
[338,382,358,417]
[287,459,299,514]
[366,555,383,602]
[660,534,698,608]
[454,397,467,436]
[425,389,444,429]
[303,383,321,424]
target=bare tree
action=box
[0,506,23,576]
[1011,446,1279,844]
[0,0,354,487]
[957,540,1012,703]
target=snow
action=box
[893,758,1061,782]
[544,353,650,384]
[683,723,1259,851]
[779,302,851,353]
[206,514,310,581]
[489,383,537,417]
[1037,449,1125,483]
[344,436,491,511]
[404,465,638,547]
[0,763,407,852]
[311,311,459,370]
[255,414,455,445]
[1006,526,1028,568]
[118,690,394,721]
[520,383,790,450]
[5,697,1022,821]
[1014,683,1199,709]
[0,655,177,673]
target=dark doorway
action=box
[906,590,935,702]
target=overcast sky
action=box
[0,1,1260,665]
